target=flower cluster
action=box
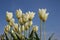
[3,8,49,40]
[4,9,38,40]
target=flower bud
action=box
[9,18,15,26]
[13,23,18,32]
[33,26,38,32]
[4,25,10,32]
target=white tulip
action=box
[6,11,13,22]
[4,25,10,32]
[28,11,35,20]
[9,18,15,26]
[22,13,29,23]
[16,9,22,19]
[13,23,18,32]
[25,26,29,30]
[19,17,24,24]
[33,25,38,32]
[38,8,49,22]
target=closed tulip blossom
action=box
[4,25,11,33]
[19,17,24,24]
[16,9,22,19]
[9,18,15,26]
[22,13,29,23]
[13,23,18,32]
[38,9,49,22]
[6,11,13,22]
[33,26,38,32]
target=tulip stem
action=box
[44,22,46,40]
[40,20,42,40]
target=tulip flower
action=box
[4,25,11,33]
[38,8,49,22]
[16,9,22,19]
[13,23,18,32]
[28,11,35,20]
[22,13,29,23]
[8,18,15,26]
[18,17,24,25]
[33,25,38,32]
[6,11,13,22]
[25,26,29,30]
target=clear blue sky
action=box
[0,0,60,40]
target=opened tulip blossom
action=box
[38,9,49,22]
[28,11,35,20]
[16,9,22,19]
[6,11,13,22]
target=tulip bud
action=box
[25,26,29,30]
[8,18,15,26]
[16,9,22,19]
[22,13,29,23]
[33,26,38,32]
[13,23,18,32]
[19,17,24,24]
[6,11,13,22]
[4,25,10,32]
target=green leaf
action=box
[48,33,54,40]
[34,32,40,40]
[9,31,18,40]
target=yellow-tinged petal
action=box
[43,13,49,22]
[9,18,15,26]
[13,23,18,32]
[16,9,22,19]
[6,11,13,22]
[28,11,35,20]
[4,25,10,32]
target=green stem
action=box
[44,22,46,40]
[40,20,42,40]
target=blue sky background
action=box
[0,0,60,40]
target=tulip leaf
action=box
[48,33,54,40]
[34,32,40,40]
